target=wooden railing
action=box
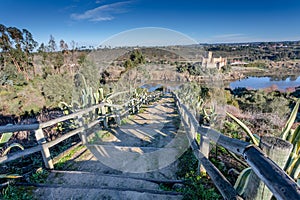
[3,88,298,199]
[171,91,300,200]
[0,91,163,169]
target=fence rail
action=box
[172,91,300,200]
[0,91,163,169]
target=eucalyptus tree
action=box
[0,24,38,81]
[59,39,68,52]
[6,26,25,75]
[0,24,12,66]
[38,42,48,63]
[22,29,38,75]
[59,39,70,70]
[48,35,56,53]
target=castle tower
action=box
[208,51,213,63]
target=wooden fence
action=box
[171,91,300,200]
[0,91,162,169]
[2,89,299,200]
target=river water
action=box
[230,76,300,90]
[140,76,300,91]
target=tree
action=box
[0,24,38,81]
[78,52,87,65]
[124,59,133,69]
[53,53,64,73]
[59,39,69,71]
[0,24,12,67]
[22,29,38,53]
[22,29,38,76]
[1,25,25,77]
[70,40,76,63]
[59,39,68,52]
[37,42,46,53]
[48,35,56,52]
[6,27,23,49]
[130,50,145,65]
[38,43,48,63]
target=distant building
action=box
[202,51,227,69]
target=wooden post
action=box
[103,116,108,129]
[131,99,135,114]
[100,104,107,128]
[101,105,108,129]
[145,96,148,104]
[77,115,87,145]
[243,136,293,200]
[190,121,196,139]
[183,112,189,132]
[125,103,129,118]
[116,109,121,126]
[142,96,146,104]
[198,133,210,174]
[136,98,140,112]
[35,128,54,169]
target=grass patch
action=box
[176,148,221,200]
[0,166,47,200]
[29,167,49,183]
[138,105,148,114]
[183,174,221,200]
[120,115,134,125]
[1,185,35,200]
[120,118,129,125]
[209,144,245,184]
[54,145,85,169]
[159,183,175,191]
[88,130,112,143]
[172,115,181,129]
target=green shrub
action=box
[245,62,267,69]
[183,175,221,200]
[42,74,73,106]
[177,149,221,200]
[1,185,33,200]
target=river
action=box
[230,76,300,90]
[140,76,300,91]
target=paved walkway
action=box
[33,94,188,200]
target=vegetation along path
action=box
[32,94,188,200]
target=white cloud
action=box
[90,16,114,21]
[71,1,131,22]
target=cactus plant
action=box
[226,112,259,146]
[234,167,251,195]
[228,99,300,184]
[0,132,24,156]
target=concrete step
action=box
[87,124,179,147]
[85,144,186,173]
[86,144,181,153]
[45,170,182,190]
[29,95,184,199]
[25,169,183,200]
[30,185,182,200]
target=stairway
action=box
[30,94,187,200]
[32,170,182,200]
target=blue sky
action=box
[1,0,300,47]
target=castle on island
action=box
[202,51,227,69]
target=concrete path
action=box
[33,94,188,200]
